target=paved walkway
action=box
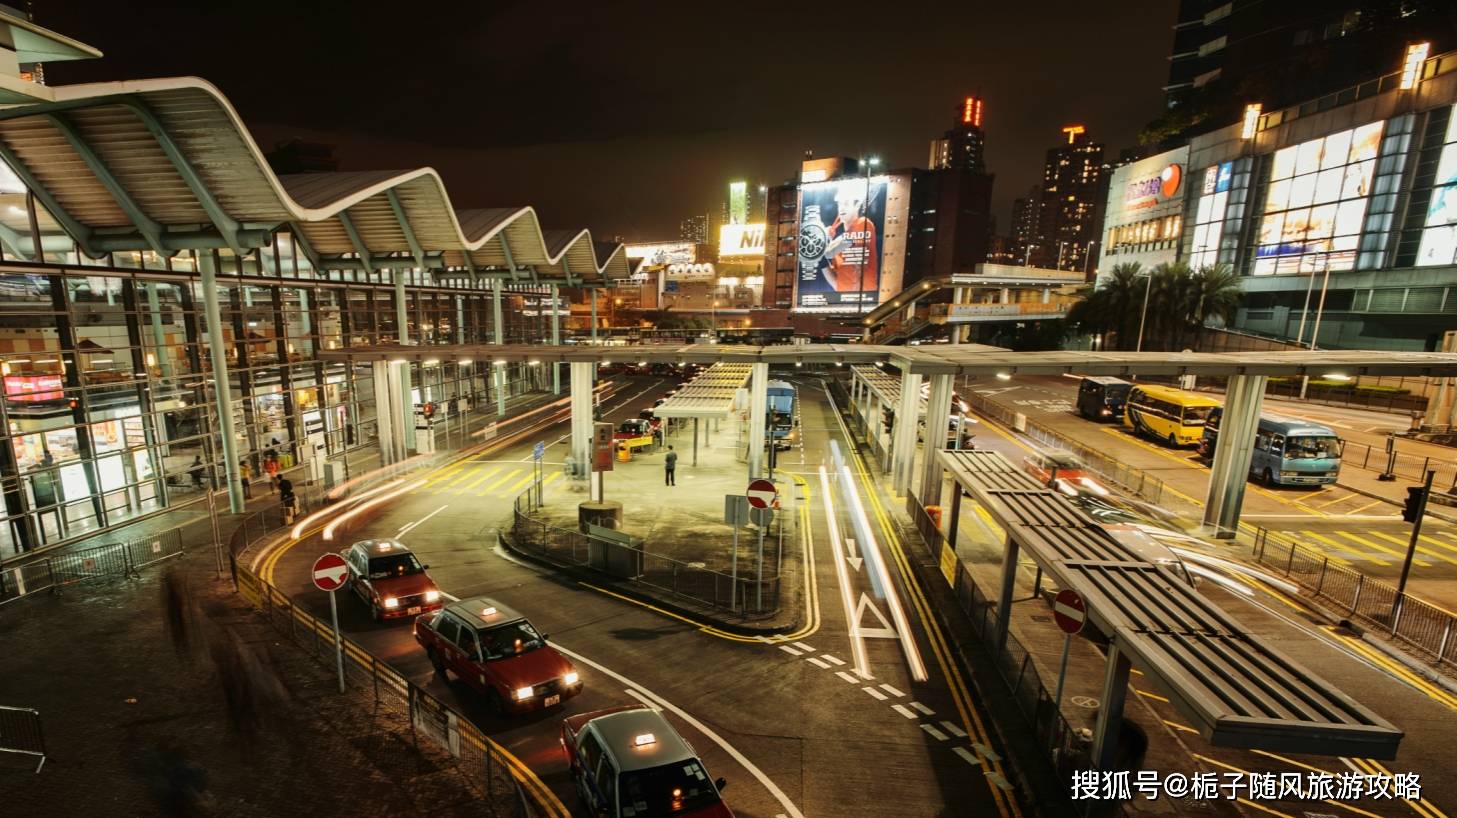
[0,451,519,816]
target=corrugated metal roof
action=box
[0,77,627,283]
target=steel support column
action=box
[747,362,768,478]
[892,370,922,494]
[590,289,598,342]
[492,278,506,415]
[200,267,245,512]
[1202,374,1267,538]
[919,373,954,506]
[1092,644,1133,771]
[570,362,593,483]
[550,284,562,395]
[993,534,1019,652]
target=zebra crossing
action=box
[1272,524,1457,568]
[412,460,561,499]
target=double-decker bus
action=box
[1123,384,1220,448]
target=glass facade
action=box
[0,236,553,557]
[1415,107,1457,266]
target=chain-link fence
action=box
[1250,527,1457,675]
[510,490,785,616]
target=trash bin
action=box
[616,441,631,462]
[926,505,942,528]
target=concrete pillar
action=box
[590,289,598,342]
[1202,374,1268,538]
[1092,644,1133,771]
[144,283,174,381]
[993,534,1019,651]
[394,272,416,451]
[920,373,954,506]
[492,279,506,415]
[200,267,246,513]
[372,361,400,465]
[892,370,922,494]
[570,362,593,482]
[455,295,465,344]
[550,284,562,395]
[747,362,768,478]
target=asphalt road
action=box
[960,375,1457,607]
[255,375,1023,818]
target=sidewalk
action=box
[514,417,803,633]
[0,433,524,816]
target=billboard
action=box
[718,223,765,258]
[729,181,748,225]
[796,178,888,309]
[1417,108,1457,266]
[625,242,695,266]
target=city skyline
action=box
[34,0,1175,241]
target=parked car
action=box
[413,596,582,715]
[342,539,442,622]
[562,704,732,818]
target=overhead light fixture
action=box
[995,372,1012,381]
[458,358,472,366]
[1240,103,1262,140]
[1323,373,1352,382]
[1400,42,1431,90]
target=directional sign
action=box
[746,478,778,509]
[533,441,546,461]
[1052,589,1086,635]
[312,552,349,592]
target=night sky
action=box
[38,0,1177,242]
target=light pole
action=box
[1023,243,1038,267]
[858,156,880,314]
[1135,270,1154,352]
[1298,258,1335,399]
[711,299,718,339]
[1083,240,1099,278]
[1057,241,1068,270]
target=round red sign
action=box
[311,552,349,592]
[746,478,778,509]
[1052,589,1086,635]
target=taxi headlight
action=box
[383,597,399,608]
[563,671,580,686]
[514,686,534,701]
[424,590,441,603]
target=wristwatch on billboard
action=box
[798,205,828,264]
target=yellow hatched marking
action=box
[1300,530,1386,565]
[482,469,522,494]
[457,466,502,491]
[1362,530,1457,566]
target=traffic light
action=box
[67,397,79,411]
[422,402,436,420]
[1402,486,1426,523]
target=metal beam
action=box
[122,97,246,254]
[384,188,429,272]
[0,137,99,256]
[499,235,521,281]
[46,112,168,256]
[0,219,34,260]
[90,228,272,253]
[336,209,374,273]
[287,222,324,271]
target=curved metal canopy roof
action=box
[0,77,628,283]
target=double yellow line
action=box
[836,410,1022,818]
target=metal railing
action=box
[1339,440,1457,490]
[0,528,184,608]
[0,705,46,773]
[964,392,1166,505]
[510,490,785,616]
[905,493,1091,808]
[1252,527,1457,675]
[230,520,544,816]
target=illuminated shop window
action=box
[1416,111,1457,267]
[1252,121,1383,276]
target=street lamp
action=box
[711,299,719,338]
[1023,243,1038,267]
[858,156,881,315]
[1057,241,1068,270]
[1083,240,1100,278]
[1135,269,1153,353]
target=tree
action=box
[1064,260,1241,351]
[1184,263,1241,351]
[1066,262,1145,349]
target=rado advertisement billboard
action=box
[796,177,888,309]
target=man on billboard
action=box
[824,186,879,295]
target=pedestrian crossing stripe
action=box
[458,466,503,491]
[440,467,484,488]
[1333,531,1431,566]
[424,463,467,485]
[1300,530,1383,565]
[1366,531,1457,566]
[506,471,538,494]
[482,469,522,493]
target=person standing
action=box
[664,445,677,487]
[263,453,280,493]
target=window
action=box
[434,615,461,647]
[579,732,605,780]
[1190,162,1233,269]
[368,552,424,579]
[1253,122,1383,275]
[1416,109,1457,266]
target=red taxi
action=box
[562,704,732,818]
[342,539,442,622]
[413,596,582,715]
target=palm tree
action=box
[1185,263,1241,350]
[1146,261,1193,350]
[1066,262,1146,348]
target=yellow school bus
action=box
[1122,384,1220,448]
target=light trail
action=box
[322,478,427,541]
[293,476,410,539]
[818,465,872,679]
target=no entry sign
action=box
[746,479,778,509]
[312,552,349,592]
[1052,589,1086,635]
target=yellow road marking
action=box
[423,462,468,485]
[1339,530,1440,565]
[1351,757,1449,818]
[505,470,539,494]
[482,469,522,494]
[1134,688,1168,702]
[1314,490,1360,509]
[1236,798,1296,818]
[576,582,761,643]
[456,465,502,491]
[1295,530,1371,565]
[1162,719,1198,734]
[438,466,486,488]
[1345,498,1388,515]
[1326,628,1457,711]
[1367,530,1457,565]
[1416,532,1457,557]
[1193,754,1383,818]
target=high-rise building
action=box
[679,214,708,244]
[928,95,987,173]
[1030,126,1108,273]
[1009,186,1039,263]
[1154,0,1457,144]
